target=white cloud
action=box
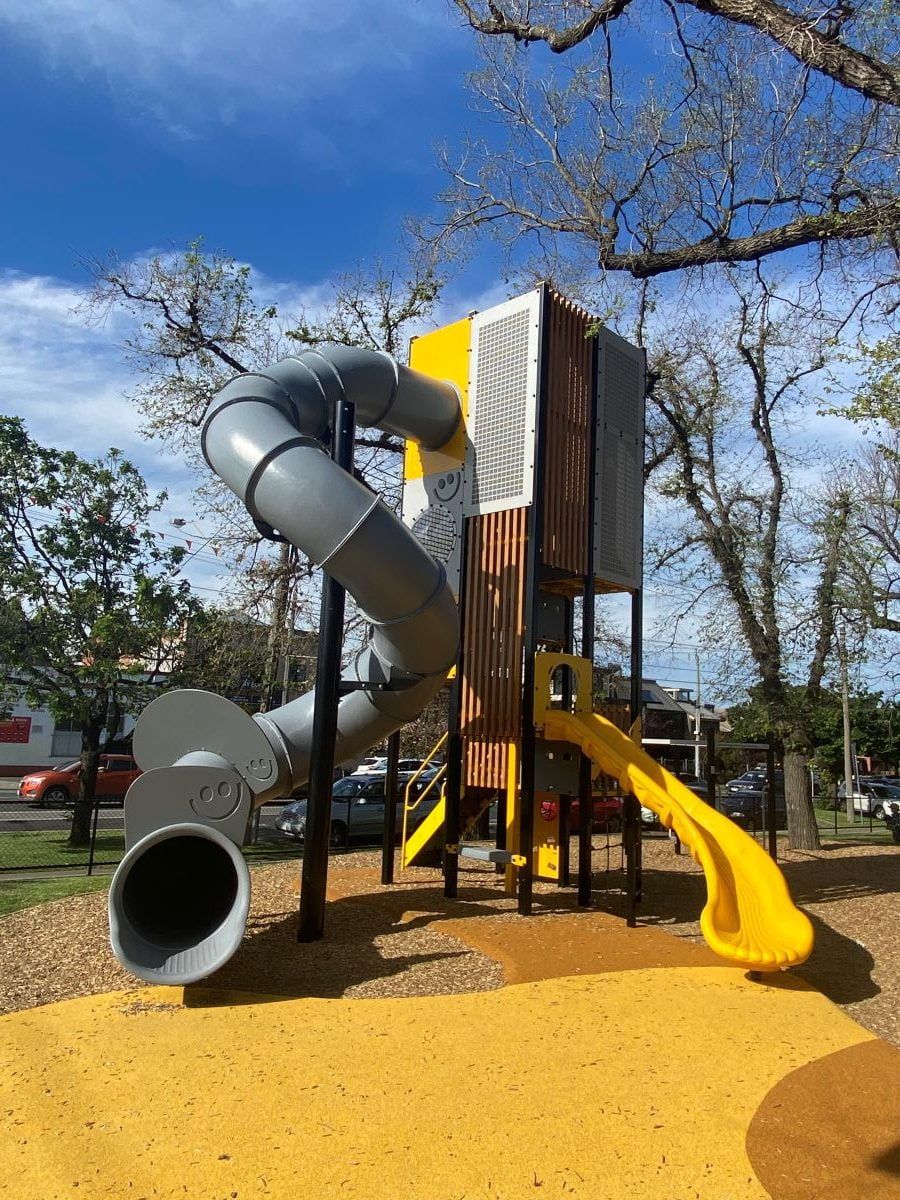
[0,268,235,592]
[0,0,457,137]
[0,270,145,456]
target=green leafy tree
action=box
[729,685,900,796]
[844,334,900,435]
[171,607,317,714]
[0,419,197,845]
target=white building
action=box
[0,695,136,777]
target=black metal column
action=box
[518,284,552,917]
[624,588,643,923]
[578,332,600,908]
[298,395,356,943]
[380,729,401,885]
[706,725,718,812]
[443,674,463,899]
[443,517,469,899]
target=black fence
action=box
[1,783,895,880]
[0,790,302,878]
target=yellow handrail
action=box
[400,732,448,867]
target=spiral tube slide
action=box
[109,347,462,984]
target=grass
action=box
[0,874,111,917]
[814,803,895,842]
[0,830,125,871]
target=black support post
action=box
[298,395,356,943]
[443,673,463,899]
[706,725,718,813]
[443,518,469,899]
[518,284,552,917]
[578,333,600,908]
[380,729,401,885]
[626,588,643,915]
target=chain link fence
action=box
[1,781,895,880]
[0,785,302,878]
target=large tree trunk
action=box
[69,714,103,847]
[783,746,821,851]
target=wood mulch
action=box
[0,837,897,1048]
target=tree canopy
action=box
[0,418,196,843]
[447,0,898,280]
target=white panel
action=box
[593,328,645,590]
[401,467,465,597]
[464,291,540,516]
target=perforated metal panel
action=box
[594,328,645,590]
[464,293,540,516]
[401,467,465,597]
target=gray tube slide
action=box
[109,346,461,984]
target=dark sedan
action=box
[279,773,441,847]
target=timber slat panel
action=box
[461,508,527,789]
[542,291,593,577]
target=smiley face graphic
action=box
[430,469,463,503]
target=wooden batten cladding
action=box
[597,703,631,734]
[461,507,527,789]
[541,291,593,579]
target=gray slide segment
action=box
[110,346,461,984]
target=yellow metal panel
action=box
[533,792,560,882]
[402,794,446,869]
[404,318,471,481]
[532,652,593,727]
[504,740,518,895]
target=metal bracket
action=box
[337,678,422,695]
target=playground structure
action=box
[108,285,813,984]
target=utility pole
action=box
[840,626,855,822]
[694,650,702,779]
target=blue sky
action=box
[0,0,473,282]
[0,1,496,594]
[0,3,878,694]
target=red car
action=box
[17,755,142,808]
[540,794,623,833]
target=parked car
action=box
[641,777,708,829]
[275,798,307,835]
[282,774,442,847]
[17,755,142,807]
[539,794,624,833]
[721,789,788,831]
[837,781,900,819]
[725,769,784,795]
[354,756,388,776]
[352,756,430,778]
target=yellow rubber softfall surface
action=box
[543,709,815,971]
[0,969,871,1200]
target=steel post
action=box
[380,729,401,885]
[298,395,356,943]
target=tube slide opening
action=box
[122,835,238,950]
[109,824,251,985]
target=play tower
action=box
[399,284,644,912]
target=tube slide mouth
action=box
[109,823,251,986]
